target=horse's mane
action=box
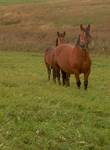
[56,38,58,46]
[76,35,80,46]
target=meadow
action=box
[0,0,110,150]
[0,51,110,150]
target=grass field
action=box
[0,51,110,150]
[0,0,110,149]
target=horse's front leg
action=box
[84,70,91,90]
[74,72,81,89]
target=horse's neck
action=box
[74,44,89,57]
[56,38,65,46]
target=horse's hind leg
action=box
[53,68,61,85]
[61,70,70,87]
[46,64,51,80]
[57,69,61,85]
[74,72,81,89]
[66,74,70,87]
[61,70,66,86]
[53,64,61,85]
[53,68,56,83]
[84,70,90,90]
[54,65,61,85]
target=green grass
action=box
[0,0,32,4]
[0,51,110,150]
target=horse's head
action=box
[77,24,92,49]
[56,32,66,46]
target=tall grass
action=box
[0,0,110,53]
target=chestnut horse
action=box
[44,32,66,84]
[54,25,92,89]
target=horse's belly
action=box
[61,64,74,74]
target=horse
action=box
[44,32,66,84]
[54,24,92,89]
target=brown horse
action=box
[54,24,92,89]
[44,32,66,84]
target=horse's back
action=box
[55,43,82,58]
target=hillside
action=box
[0,0,110,53]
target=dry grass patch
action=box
[0,0,110,53]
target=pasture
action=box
[0,51,110,150]
[0,0,110,150]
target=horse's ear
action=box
[80,24,84,31]
[87,24,91,31]
[57,32,60,37]
[63,31,66,37]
